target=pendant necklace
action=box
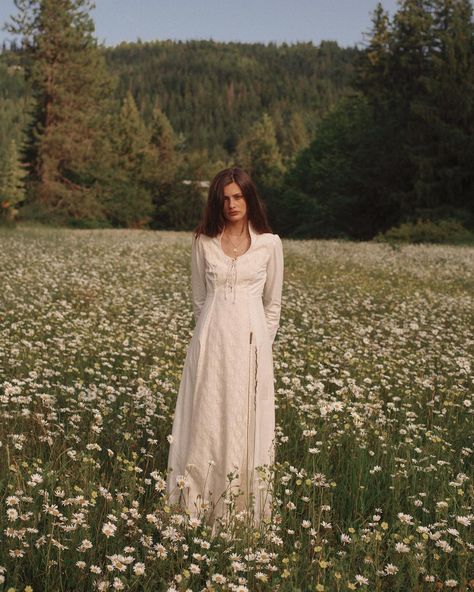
[224,225,247,256]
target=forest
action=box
[0,0,472,241]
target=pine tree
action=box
[283,111,310,163]
[96,92,154,228]
[391,0,434,98]
[356,3,392,102]
[114,91,151,179]
[147,117,210,231]
[0,139,26,222]
[147,101,179,186]
[236,112,284,186]
[409,0,474,220]
[6,0,116,222]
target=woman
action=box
[166,167,284,529]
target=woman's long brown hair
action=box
[194,167,272,237]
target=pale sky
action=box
[1,0,399,48]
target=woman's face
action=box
[222,181,247,223]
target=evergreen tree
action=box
[356,3,392,103]
[6,0,116,222]
[285,96,404,239]
[282,111,310,164]
[236,112,284,186]
[145,100,187,228]
[114,91,151,179]
[0,139,26,222]
[96,93,154,228]
[147,101,179,186]
[283,0,473,239]
[409,0,474,222]
[391,0,434,100]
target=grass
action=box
[0,226,473,591]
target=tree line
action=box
[0,0,472,241]
[272,0,474,240]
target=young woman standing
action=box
[166,167,284,529]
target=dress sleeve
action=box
[262,234,284,344]
[191,234,207,323]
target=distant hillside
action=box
[0,38,358,162]
[104,39,358,159]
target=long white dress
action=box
[165,220,284,527]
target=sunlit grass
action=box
[0,226,473,591]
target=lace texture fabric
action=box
[224,257,238,302]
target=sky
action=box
[0,0,400,49]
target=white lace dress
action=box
[166,221,284,526]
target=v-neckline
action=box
[218,222,253,260]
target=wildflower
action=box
[456,515,471,526]
[397,513,414,525]
[424,575,435,582]
[436,540,453,553]
[7,509,18,521]
[355,574,369,586]
[211,574,226,584]
[176,475,189,489]
[445,580,457,588]
[77,539,93,552]
[189,563,200,574]
[28,474,43,486]
[133,562,145,576]
[102,522,117,538]
[384,564,399,575]
[395,542,410,553]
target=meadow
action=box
[0,226,472,592]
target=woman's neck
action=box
[225,217,248,235]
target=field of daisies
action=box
[0,226,472,592]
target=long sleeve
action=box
[191,234,207,323]
[262,234,284,344]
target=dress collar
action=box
[248,220,258,241]
[218,219,258,241]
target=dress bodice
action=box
[191,221,284,344]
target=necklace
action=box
[224,225,248,254]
